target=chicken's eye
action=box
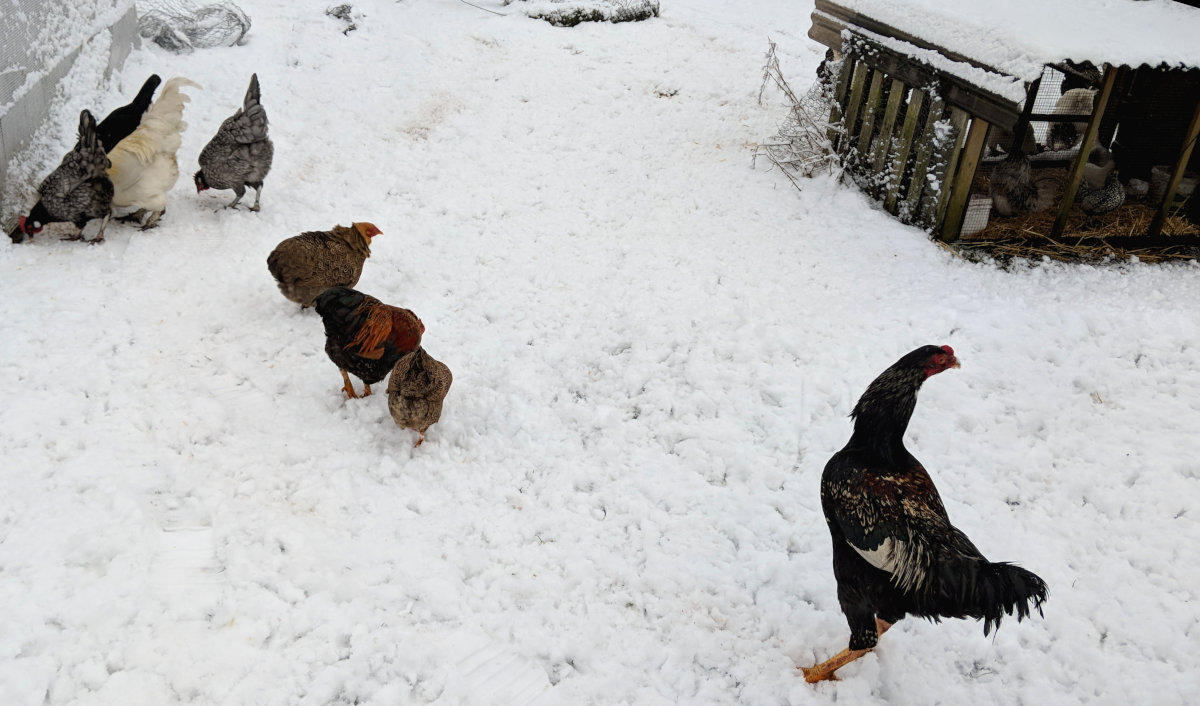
[931,354,947,367]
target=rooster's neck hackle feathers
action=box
[849,345,952,461]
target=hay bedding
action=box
[958,164,1200,263]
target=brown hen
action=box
[387,347,452,446]
[267,222,379,307]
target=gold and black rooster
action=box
[314,286,424,399]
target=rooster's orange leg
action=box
[414,431,426,447]
[801,648,872,683]
[339,369,360,399]
[802,618,893,683]
[362,383,373,398]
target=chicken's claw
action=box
[339,369,360,399]
[799,647,871,684]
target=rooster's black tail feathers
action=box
[925,558,1048,636]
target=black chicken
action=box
[194,73,274,211]
[314,286,425,399]
[10,110,113,244]
[95,74,162,153]
[803,345,1047,683]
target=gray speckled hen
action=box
[267,222,380,307]
[1077,144,1125,215]
[387,347,453,446]
[194,73,273,210]
[10,110,113,243]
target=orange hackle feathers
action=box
[346,303,424,359]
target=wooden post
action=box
[1008,77,1041,155]
[871,78,907,183]
[938,116,990,242]
[1050,66,1118,240]
[1148,94,1200,236]
[856,69,886,157]
[905,97,947,224]
[930,107,972,226]
[841,62,870,155]
[827,56,855,147]
[885,88,926,214]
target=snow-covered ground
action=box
[3,1,1200,704]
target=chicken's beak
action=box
[951,358,961,369]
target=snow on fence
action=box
[0,0,139,228]
[810,0,1200,260]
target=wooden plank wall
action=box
[829,53,960,232]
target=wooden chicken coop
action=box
[808,0,1200,259]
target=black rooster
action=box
[10,110,113,244]
[803,345,1047,683]
[314,286,425,399]
[194,73,274,211]
[95,74,162,153]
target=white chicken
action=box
[106,77,201,229]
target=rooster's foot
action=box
[800,647,872,684]
[339,369,360,399]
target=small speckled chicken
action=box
[314,286,424,399]
[267,222,379,307]
[10,109,113,243]
[387,347,452,446]
[1077,144,1124,215]
[194,73,273,210]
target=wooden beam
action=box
[1009,77,1041,154]
[872,78,907,179]
[827,56,855,147]
[857,69,886,157]
[812,0,1008,78]
[929,107,971,227]
[1050,66,1118,239]
[841,62,870,156]
[1149,93,1200,236]
[884,88,926,213]
[808,6,1025,129]
[938,116,990,242]
[905,97,947,224]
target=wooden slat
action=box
[930,107,972,225]
[841,61,870,155]
[856,69,886,157]
[826,55,855,146]
[905,97,947,223]
[938,116,990,241]
[871,78,907,178]
[884,88,926,213]
[1050,66,1118,239]
[1149,94,1200,236]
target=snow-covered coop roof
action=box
[813,0,1200,85]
